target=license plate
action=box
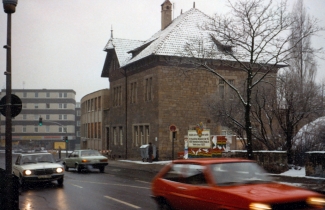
[38,175,51,179]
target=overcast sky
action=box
[0,0,324,102]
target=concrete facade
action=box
[0,89,77,150]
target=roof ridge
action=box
[153,8,212,55]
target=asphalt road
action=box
[0,153,158,210]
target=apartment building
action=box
[0,89,76,150]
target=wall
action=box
[222,151,288,173]
[305,152,325,177]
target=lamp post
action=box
[3,1,18,209]
[3,0,17,172]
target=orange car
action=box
[151,158,325,210]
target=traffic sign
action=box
[0,94,22,118]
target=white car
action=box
[13,153,64,187]
[63,150,108,173]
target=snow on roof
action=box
[103,38,144,67]
[103,7,284,69]
[124,8,216,67]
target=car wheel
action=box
[64,163,69,172]
[57,177,64,186]
[157,198,172,210]
[76,164,82,173]
[99,166,105,173]
[18,174,26,191]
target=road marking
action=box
[71,184,83,188]
[104,195,140,209]
[135,180,150,184]
[70,180,150,189]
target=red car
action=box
[151,158,325,210]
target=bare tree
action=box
[181,0,322,160]
[273,0,323,164]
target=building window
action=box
[12,126,15,133]
[130,82,137,104]
[119,127,123,145]
[133,124,150,146]
[76,131,80,137]
[59,115,67,120]
[59,92,67,98]
[23,114,27,120]
[34,126,38,133]
[77,121,81,126]
[35,92,38,98]
[145,77,152,101]
[46,92,50,98]
[228,79,235,100]
[145,126,150,144]
[46,115,50,120]
[34,115,38,120]
[98,97,101,110]
[59,103,67,109]
[113,86,122,107]
[219,79,235,100]
[23,92,27,98]
[34,104,39,109]
[113,127,117,145]
[134,127,139,146]
[140,126,144,145]
[59,127,67,133]
[77,110,81,116]
[98,122,101,138]
[22,126,26,133]
[94,123,97,138]
[22,103,27,109]
[219,79,225,99]
[46,103,50,109]
[46,126,50,132]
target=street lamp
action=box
[3,0,18,209]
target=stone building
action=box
[0,89,77,150]
[80,89,109,150]
[101,1,278,160]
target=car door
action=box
[12,155,22,176]
[162,163,211,209]
[66,151,78,167]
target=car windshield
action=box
[210,162,273,186]
[81,150,101,157]
[22,154,55,164]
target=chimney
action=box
[161,0,172,30]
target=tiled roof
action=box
[125,8,217,67]
[103,7,284,69]
[103,38,144,67]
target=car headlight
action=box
[56,167,63,173]
[23,170,32,176]
[306,197,325,208]
[249,203,271,210]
